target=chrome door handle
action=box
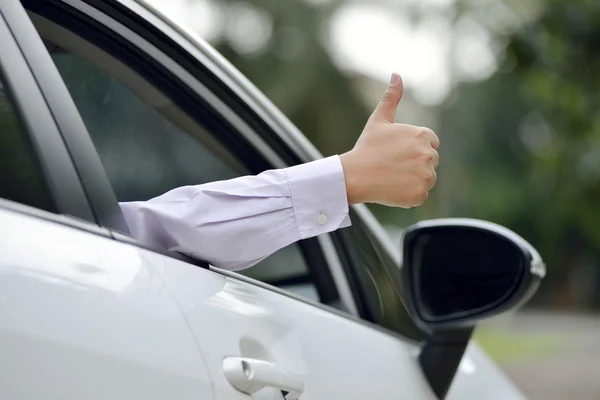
[222,357,305,400]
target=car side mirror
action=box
[400,218,545,399]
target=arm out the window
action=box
[119,156,351,270]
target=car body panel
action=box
[0,206,213,399]
[154,260,438,400]
[450,344,526,399]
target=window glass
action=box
[48,43,239,201]
[42,33,318,301]
[0,74,55,213]
[341,209,423,341]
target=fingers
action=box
[423,127,440,149]
[427,149,439,189]
[428,169,437,190]
[417,128,439,166]
[424,146,439,192]
[431,149,439,168]
[413,168,436,207]
[370,73,404,123]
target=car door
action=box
[0,2,213,399]
[15,1,443,398]
[165,258,442,400]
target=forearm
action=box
[119,156,351,270]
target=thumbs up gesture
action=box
[340,73,440,208]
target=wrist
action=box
[340,151,368,205]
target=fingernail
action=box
[389,73,399,85]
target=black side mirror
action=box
[401,218,545,399]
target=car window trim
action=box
[6,0,130,234]
[0,197,111,239]
[0,1,93,221]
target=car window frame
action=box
[0,0,95,222]
[5,0,130,234]
[22,0,355,312]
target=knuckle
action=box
[421,149,439,166]
[413,127,440,148]
[413,187,429,204]
[414,128,428,139]
[421,170,435,183]
[429,173,438,188]
[431,131,441,148]
[421,150,434,162]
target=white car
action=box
[0,0,545,399]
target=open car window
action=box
[29,11,331,306]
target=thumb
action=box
[371,73,404,123]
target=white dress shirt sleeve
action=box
[118,155,351,271]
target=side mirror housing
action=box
[401,218,545,399]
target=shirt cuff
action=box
[285,155,351,240]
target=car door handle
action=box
[222,356,305,400]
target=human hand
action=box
[340,73,440,207]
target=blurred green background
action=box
[146,0,600,397]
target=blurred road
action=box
[486,311,600,400]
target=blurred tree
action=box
[437,0,600,309]
[211,0,370,155]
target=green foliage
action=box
[212,0,370,155]
[453,0,600,306]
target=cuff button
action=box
[317,212,328,225]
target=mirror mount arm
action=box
[418,327,474,399]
